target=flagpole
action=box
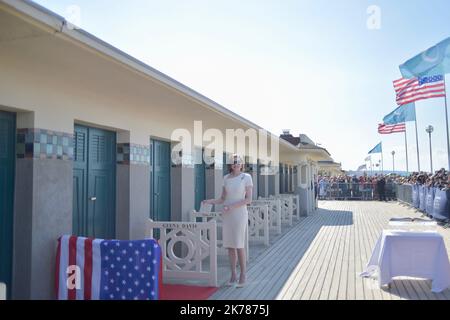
[414,112,421,172]
[444,75,450,171]
[404,130,409,174]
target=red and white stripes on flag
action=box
[393,75,446,106]
[378,123,406,134]
[56,235,103,300]
[56,235,161,300]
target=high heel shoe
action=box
[225,280,236,287]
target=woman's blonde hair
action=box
[227,154,244,173]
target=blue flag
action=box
[400,37,450,78]
[383,103,416,125]
[368,142,382,154]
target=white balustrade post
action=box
[209,220,217,287]
[146,220,219,287]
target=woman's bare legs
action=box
[237,248,246,284]
[228,248,237,282]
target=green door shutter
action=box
[279,163,283,193]
[73,125,88,236]
[151,139,171,221]
[289,166,293,192]
[284,165,288,193]
[73,125,116,239]
[0,111,15,297]
[223,152,228,177]
[269,172,275,196]
[257,160,262,198]
[194,150,206,211]
[149,140,153,220]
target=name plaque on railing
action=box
[198,212,222,218]
[161,222,198,229]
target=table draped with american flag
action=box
[56,235,161,300]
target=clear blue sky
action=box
[34,0,450,172]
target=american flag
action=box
[393,74,446,106]
[56,235,161,300]
[357,164,367,171]
[378,123,406,134]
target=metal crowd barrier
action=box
[396,184,413,205]
[318,182,397,201]
[395,184,450,224]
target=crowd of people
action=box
[317,174,396,201]
[393,168,450,190]
[317,169,450,201]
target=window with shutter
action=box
[74,130,86,162]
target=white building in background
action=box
[318,161,344,176]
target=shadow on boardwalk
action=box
[212,201,450,300]
[210,206,354,300]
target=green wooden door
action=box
[289,166,293,192]
[150,139,171,221]
[257,160,262,198]
[268,172,275,196]
[194,150,206,211]
[279,163,284,193]
[284,165,289,193]
[0,111,15,297]
[223,152,228,177]
[73,125,116,238]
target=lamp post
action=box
[426,125,434,173]
[391,150,395,173]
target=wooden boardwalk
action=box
[210,201,450,300]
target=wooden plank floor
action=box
[210,201,450,300]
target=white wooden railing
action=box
[146,219,218,287]
[280,194,300,221]
[278,196,293,226]
[253,199,282,235]
[265,195,295,226]
[190,211,249,262]
[190,211,227,256]
[247,205,270,246]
